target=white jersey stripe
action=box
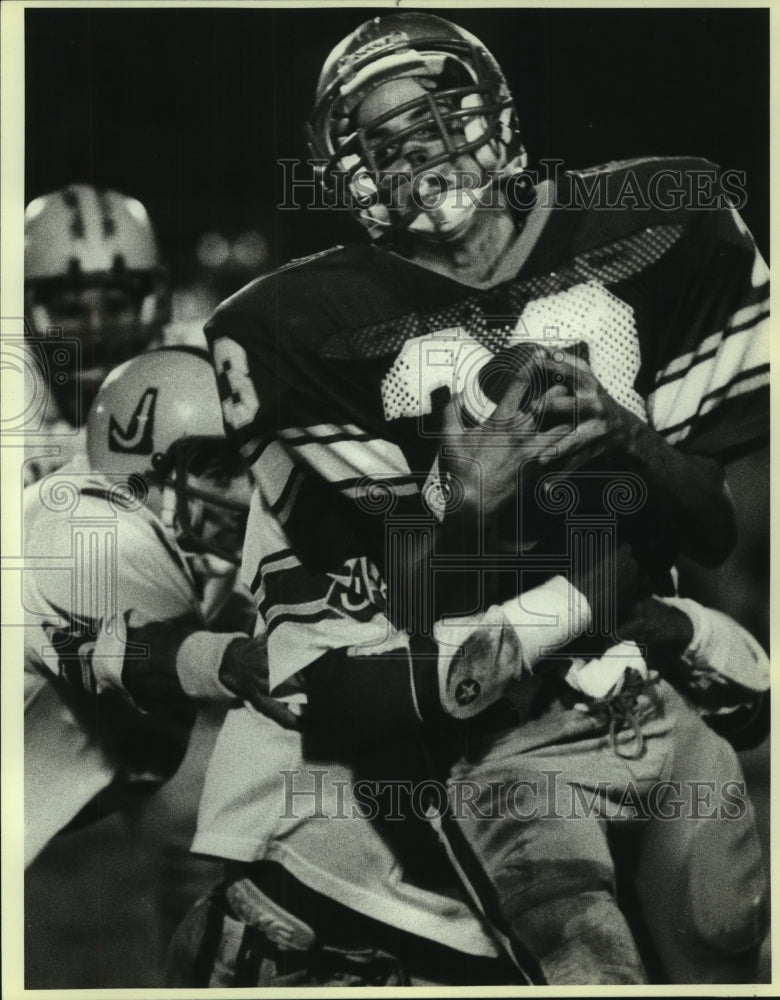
[661,369,769,445]
[251,553,302,605]
[279,423,368,441]
[341,479,420,501]
[648,319,769,433]
[293,437,411,483]
[267,612,394,688]
[252,440,295,507]
[652,296,768,385]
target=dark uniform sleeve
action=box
[645,200,769,462]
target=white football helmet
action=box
[306,12,527,242]
[87,347,251,565]
[24,184,170,426]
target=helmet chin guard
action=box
[307,13,527,243]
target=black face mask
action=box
[152,437,252,566]
[25,272,167,428]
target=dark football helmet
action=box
[306,12,526,242]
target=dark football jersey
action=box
[205,157,768,694]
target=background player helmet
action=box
[87,347,250,565]
[306,12,526,242]
[24,184,170,427]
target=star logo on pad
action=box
[455,679,481,705]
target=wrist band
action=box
[500,575,592,670]
[176,630,245,700]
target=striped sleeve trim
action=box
[658,366,769,446]
[253,429,414,518]
[258,571,335,622]
[252,555,307,609]
[266,605,341,635]
[253,440,296,509]
[279,423,372,445]
[270,467,304,527]
[285,434,411,483]
[648,306,769,442]
[238,432,271,466]
[248,547,298,598]
[651,291,768,389]
[337,476,421,501]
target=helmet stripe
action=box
[61,187,86,239]
[96,188,117,238]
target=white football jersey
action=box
[22,469,223,867]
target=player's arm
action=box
[532,205,768,569]
[302,575,585,747]
[617,594,769,749]
[32,496,296,724]
[299,538,647,747]
[117,617,297,727]
[37,593,275,715]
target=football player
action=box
[23,347,286,865]
[23,184,170,483]
[191,13,768,986]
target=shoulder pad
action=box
[204,243,408,352]
[569,155,720,182]
[211,244,352,319]
[560,156,724,257]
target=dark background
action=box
[26,6,769,286]
[23,7,771,989]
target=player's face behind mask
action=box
[157,437,252,569]
[353,76,489,243]
[28,279,162,428]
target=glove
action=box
[659,596,769,695]
[217,636,300,730]
[120,616,299,729]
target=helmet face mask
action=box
[26,277,163,426]
[307,13,525,243]
[156,436,252,567]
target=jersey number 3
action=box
[212,337,261,431]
